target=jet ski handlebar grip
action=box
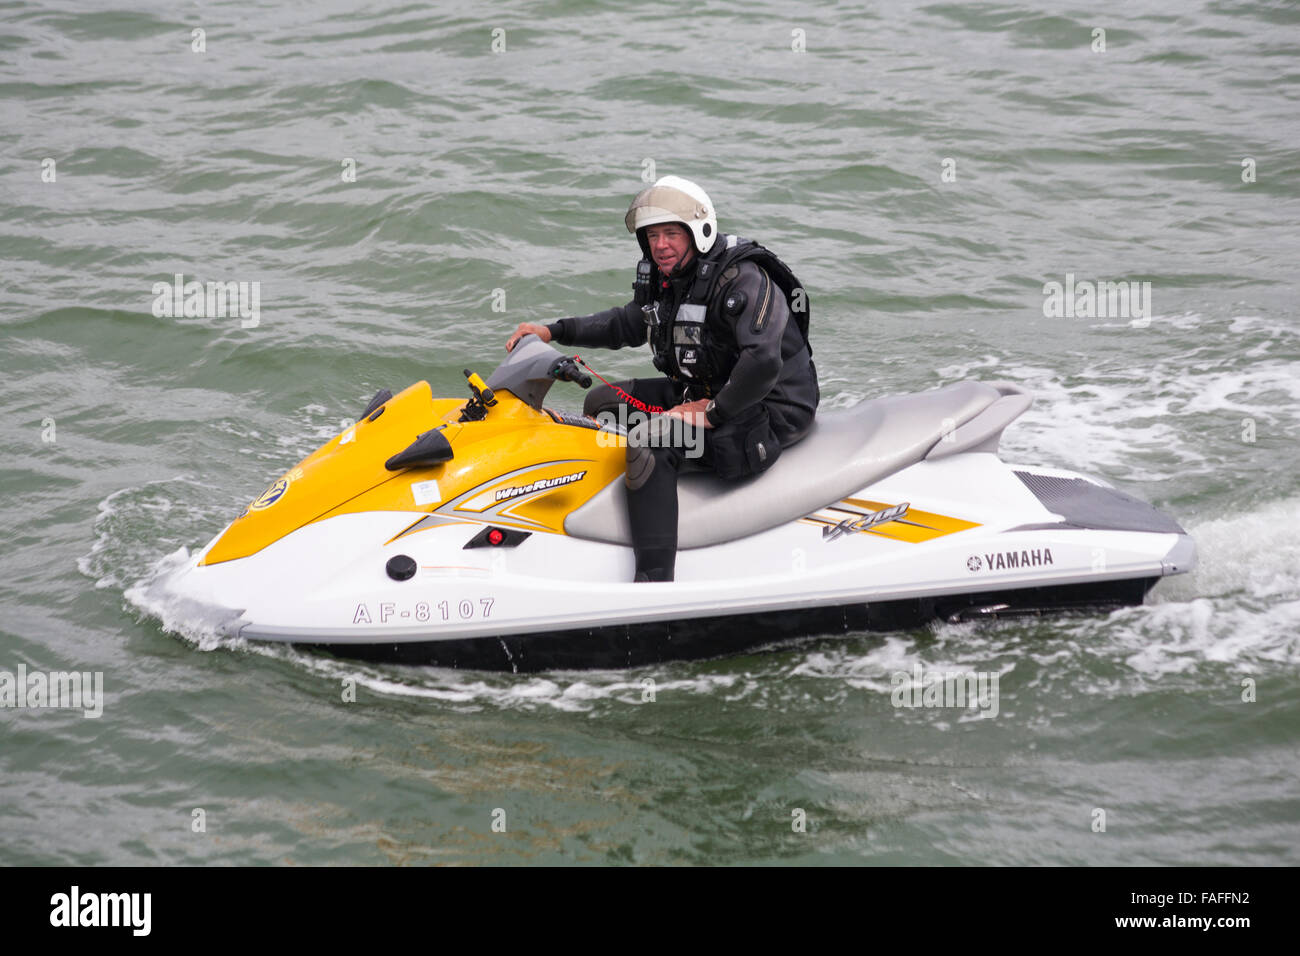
[549,357,592,388]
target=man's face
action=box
[644,223,695,276]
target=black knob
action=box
[386,555,417,581]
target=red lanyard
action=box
[573,356,665,413]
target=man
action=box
[506,175,819,582]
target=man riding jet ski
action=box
[153,183,1196,671]
[506,176,819,582]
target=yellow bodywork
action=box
[201,382,626,566]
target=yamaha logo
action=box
[969,549,1055,572]
[250,476,289,511]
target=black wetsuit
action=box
[548,254,819,580]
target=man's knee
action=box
[625,442,656,490]
[625,416,691,490]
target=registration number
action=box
[352,597,496,624]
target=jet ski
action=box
[159,335,1196,671]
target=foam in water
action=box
[77,476,213,590]
[1161,496,1300,603]
[935,314,1300,483]
[124,547,249,653]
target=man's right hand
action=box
[505,323,553,352]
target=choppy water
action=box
[2,0,1298,864]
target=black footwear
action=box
[633,546,676,583]
[633,567,673,583]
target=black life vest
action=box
[632,235,811,390]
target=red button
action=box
[487,528,505,546]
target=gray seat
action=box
[564,380,1032,549]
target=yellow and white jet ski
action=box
[159,335,1195,670]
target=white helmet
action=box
[624,175,718,254]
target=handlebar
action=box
[549,356,592,389]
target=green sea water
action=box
[2,0,1298,864]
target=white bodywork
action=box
[161,452,1194,646]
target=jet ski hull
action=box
[161,455,1194,671]
[302,576,1160,672]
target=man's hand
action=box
[506,323,552,352]
[664,398,714,429]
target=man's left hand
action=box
[664,398,714,428]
